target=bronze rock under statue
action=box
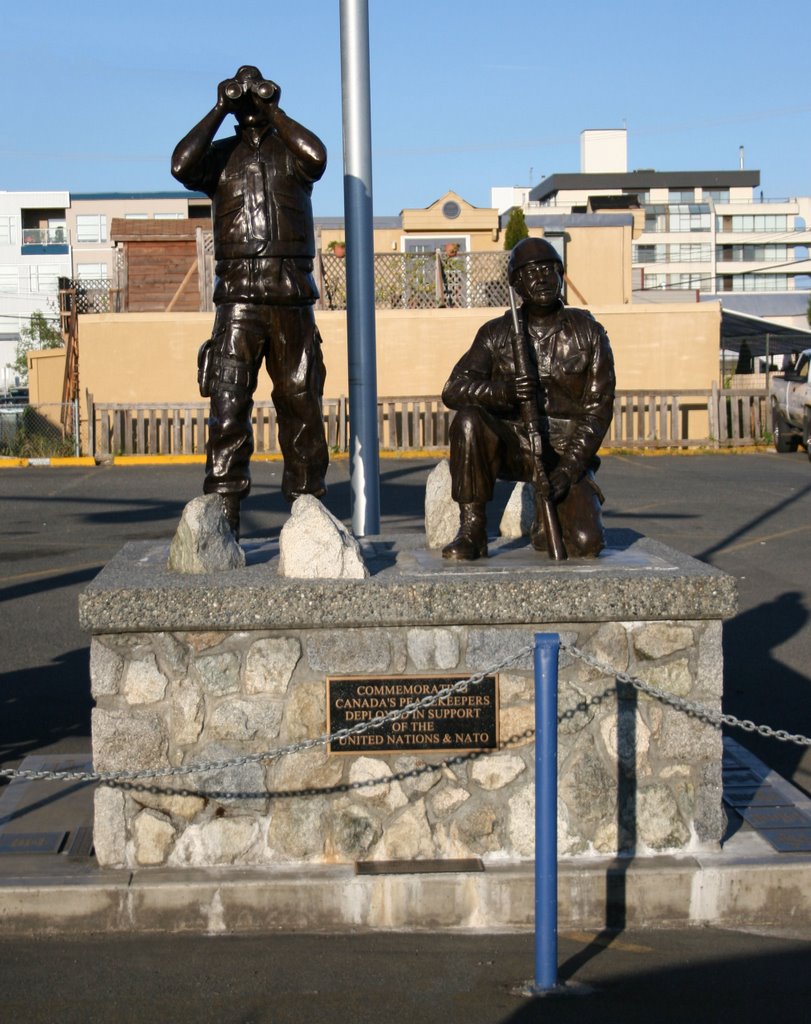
[172,66,328,540]
[442,237,616,561]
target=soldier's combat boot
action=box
[530,514,547,552]
[442,503,488,560]
[220,494,241,541]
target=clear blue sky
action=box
[2,0,809,215]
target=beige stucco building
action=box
[27,185,726,451]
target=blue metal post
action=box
[534,632,560,992]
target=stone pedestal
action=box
[80,530,736,870]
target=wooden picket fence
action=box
[86,388,770,458]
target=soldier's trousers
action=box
[204,302,328,503]
[448,405,605,557]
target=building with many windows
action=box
[67,192,210,283]
[0,190,72,388]
[502,129,811,300]
[0,190,211,388]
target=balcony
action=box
[21,227,69,256]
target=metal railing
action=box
[316,250,511,311]
[21,227,68,246]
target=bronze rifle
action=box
[508,286,567,561]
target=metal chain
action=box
[0,646,534,786]
[3,635,809,787]
[561,640,811,748]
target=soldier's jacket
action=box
[178,127,322,261]
[442,302,616,475]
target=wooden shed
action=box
[111,218,212,312]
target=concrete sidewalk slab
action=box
[1,741,810,937]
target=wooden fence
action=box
[87,388,770,458]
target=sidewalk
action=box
[1,739,810,938]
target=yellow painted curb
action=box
[113,455,205,465]
[1,446,774,469]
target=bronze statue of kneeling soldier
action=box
[442,237,616,561]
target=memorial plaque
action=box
[0,831,67,855]
[327,675,499,754]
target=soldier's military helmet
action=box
[508,237,563,284]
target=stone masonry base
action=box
[81,532,737,875]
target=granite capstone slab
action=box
[80,530,736,635]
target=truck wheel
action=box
[773,410,799,453]
[804,413,811,462]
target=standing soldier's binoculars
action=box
[224,78,278,102]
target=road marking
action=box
[606,454,661,470]
[563,930,652,953]
[714,523,811,556]
[0,561,103,586]
[612,500,670,514]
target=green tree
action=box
[6,310,63,384]
[503,207,529,251]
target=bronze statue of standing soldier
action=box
[172,66,328,539]
[442,237,616,560]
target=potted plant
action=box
[327,240,346,258]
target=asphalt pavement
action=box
[1,926,809,1024]
[2,452,811,1021]
[2,450,810,793]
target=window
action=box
[716,244,789,263]
[0,266,19,293]
[75,214,108,243]
[724,215,789,233]
[642,271,710,291]
[668,204,711,233]
[703,190,729,203]
[77,263,109,280]
[669,189,696,203]
[403,237,467,253]
[0,216,16,246]
[670,244,711,262]
[29,266,60,293]
[154,212,184,220]
[670,273,707,290]
[634,245,662,264]
[728,273,790,291]
[124,213,148,220]
[644,206,667,232]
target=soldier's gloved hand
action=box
[548,466,573,503]
[507,374,534,404]
[255,79,281,107]
[216,79,240,115]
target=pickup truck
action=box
[770,348,811,458]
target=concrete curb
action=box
[1,839,809,937]
[0,456,95,468]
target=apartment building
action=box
[0,190,211,386]
[0,190,72,388]
[68,191,210,283]
[503,130,811,299]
